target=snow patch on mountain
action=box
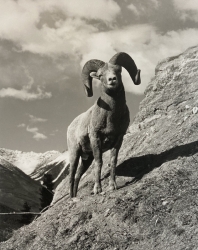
[0,148,60,174]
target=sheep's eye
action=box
[98,74,103,78]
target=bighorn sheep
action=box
[67,52,141,197]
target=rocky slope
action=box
[0,148,60,175]
[1,46,198,249]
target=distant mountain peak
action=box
[0,148,60,174]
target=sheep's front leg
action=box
[109,136,123,191]
[90,134,102,194]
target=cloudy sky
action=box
[0,0,197,153]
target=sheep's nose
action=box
[108,76,117,83]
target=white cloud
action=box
[127,0,159,15]
[173,0,198,11]
[0,85,52,101]
[0,0,120,24]
[80,25,198,94]
[17,123,26,128]
[53,0,120,21]
[26,126,47,141]
[127,4,140,16]
[151,0,159,7]
[0,64,52,100]
[33,132,48,141]
[0,22,196,96]
[0,1,197,96]
[20,18,97,55]
[29,114,47,123]
[50,129,59,136]
[173,0,198,22]
[0,0,120,55]
[27,126,39,133]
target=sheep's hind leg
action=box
[73,154,94,197]
[69,150,80,198]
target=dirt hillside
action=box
[1,46,198,250]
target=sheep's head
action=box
[81,52,141,97]
[90,63,122,94]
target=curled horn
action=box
[81,59,105,97]
[109,52,141,85]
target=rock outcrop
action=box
[1,46,198,249]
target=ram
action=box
[67,52,141,197]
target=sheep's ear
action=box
[90,72,99,79]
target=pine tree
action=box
[20,202,33,224]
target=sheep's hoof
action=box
[109,181,117,191]
[93,183,102,195]
[72,197,80,202]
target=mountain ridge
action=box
[0,148,60,175]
